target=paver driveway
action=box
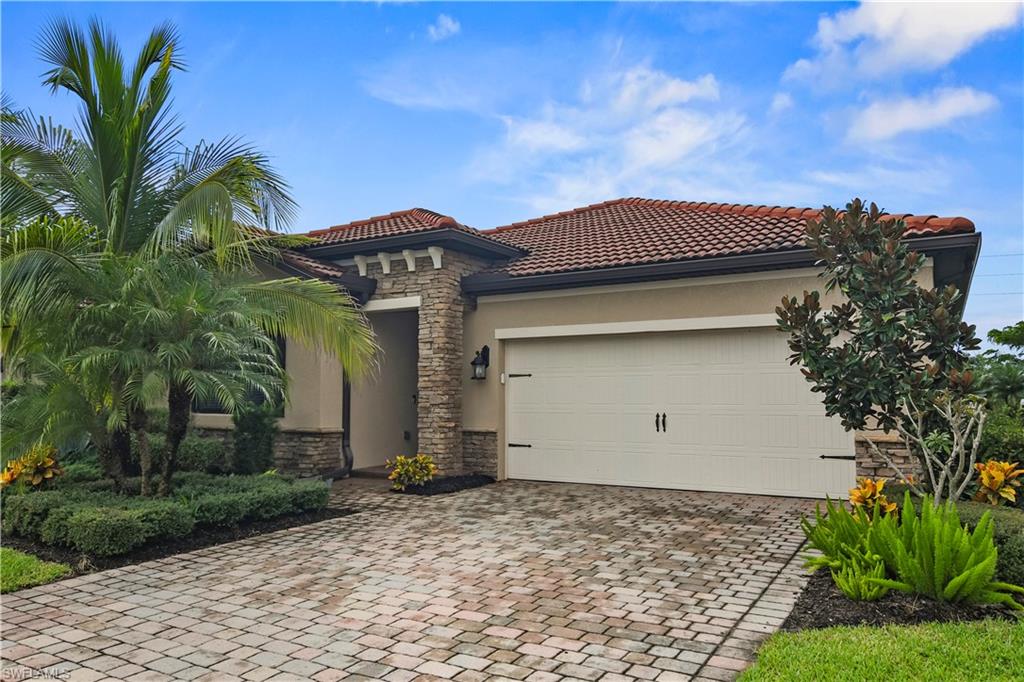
[2,480,816,682]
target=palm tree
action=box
[66,256,296,494]
[1,18,376,487]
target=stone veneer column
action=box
[367,251,491,475]
[415,262,465,474]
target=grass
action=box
[0,547,71,593]
[739,620,1024,682]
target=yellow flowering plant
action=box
[0,444,63,492]
[848,478,898,516]
[385,454,439,491]
[973,460,1023,506]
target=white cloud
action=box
[785,2,1022,83]
[427,14,461,42]
[467,65,744,211]
[848,87,997,141]
[502,117,587,152]
[769,92,794,115]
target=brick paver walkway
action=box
[1,480,815,682]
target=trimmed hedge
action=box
[979,409,1024,465]
[957,500,1024,586]
[2,473,330,557]
[66,508,147,556]
[177,435,227,473]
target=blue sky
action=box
[3,2,1022,336]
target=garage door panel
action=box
[506,328,854,498]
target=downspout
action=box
[338,378,354,478]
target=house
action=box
[192,198,979,498]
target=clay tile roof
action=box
[483,197,975,278]
[280,250,348,280]
[303,207,474,245]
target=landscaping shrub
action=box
[65,508,147,556]
[865,495,1022,609]
[61,462,103,484]
[146,408,170,436]
[2,472,329,557]
[231,403,278,474]
[246,486,295,520]
[958,501,1024,586]
[980,408,1024,465]
[2,490,78,539]
[973,460,1023,506]
[0,444,63,491]
[132,502,195,540]
[177,435,227,473]
[802,494,1024,609]
[190,493,251,527]
[39,506,78,546]
[386,454,438,491]
[289,480,331,512]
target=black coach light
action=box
[470,345,490,380]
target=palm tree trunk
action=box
[130,406,153,496]
[95,431,127,492]
[159,382,191,496]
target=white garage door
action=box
[505,328,854,498]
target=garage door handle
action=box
[661,413,667,432]
[655,413,660,432]
[508,443,532,448]
[819,454,855,460]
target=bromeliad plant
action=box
[973,460,1023,506]
[385,454,439,492]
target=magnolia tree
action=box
[776,199,983,505]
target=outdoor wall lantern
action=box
[471,345,490,380]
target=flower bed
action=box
[1,472,345,573]
[398,474,495,496]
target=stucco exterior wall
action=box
[462,264,933,479]
[192,338,344,433]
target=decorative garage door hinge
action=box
[508,373,533,378]
[507,443,533,448]
[819,454,856,460]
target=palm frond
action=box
[237,276,377,377]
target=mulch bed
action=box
[782,570,1018,632]
[397,474,495,496]
[3,508,354,577]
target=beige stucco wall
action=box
[191,337,344,432]
[462,265,935,465]
[351,310,419,467]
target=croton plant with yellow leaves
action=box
[848,478,898,515]
[973,460,1023,506]
[0,444,63,491]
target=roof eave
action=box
[462,232,982,298]
[276,259,378,304]
[301,227,526,261]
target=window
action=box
[192,337,287,416]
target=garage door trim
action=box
[495,313,777,340]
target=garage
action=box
[504,325,855,498]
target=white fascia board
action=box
[363,295,422,312]
[478,267,824,304]
[494,314,778,340]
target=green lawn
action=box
[0,547,71,593]
[739,620,1024,682]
